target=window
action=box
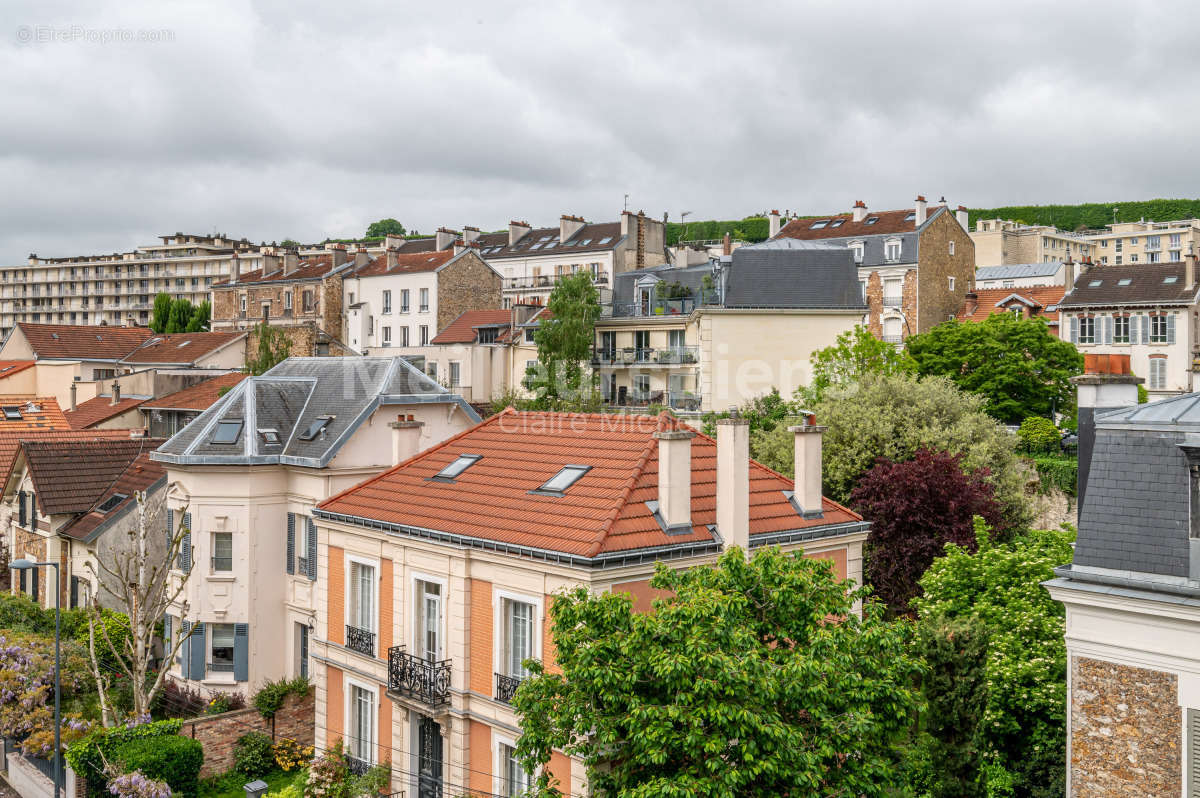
[298,416,333,441]
[948,276,956,292]
[1171,233,1182,247]
[2,406,22,420]
[1149,252,1160,263]
[348,684,376,766]
[449,361,461,388]
[400,289,410,313]
[502,598,535,678]
[284,291,293,311]
[382,290,392,314]
[210,624,236,672]
[525,328,536,343]
[1130,237,1138,245]
[212,532,232,572]
[478,327,498,344]
[419,288,429,312]
[399,326,409,347]
[1078,316,1096,344]
[295,622,309,679]
[212,420,243,445]
[1115,256,1123,265]
[416,580,442,660]
[537,465,590,494]
[259,428,281,445]
[1150,357,1167,390]
[1118,278,1132,286]
[1089,280,1103,287]
[1114,316,1130,343]
[809,220,829,230]
[96,493,127,513]
[240,294,247,313]
[433,454,481,481]
[349,561,376,634]
[1165,276,1180,284]
[948,240,955,256]
[1151,314,1169,344]
[633,374,650,395]
[302,290,314,312]
[1131,254,1139,263]
[848,242,864,263]
[382,326,391,346]
[884,239,902,261]
[419,325,430,345]
[500,742,529,797]
[864,217,879,225]
[1147,235,1161,250]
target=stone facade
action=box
[11,527,47,604]
[179,690,315,777]
[1070,656,1180,797]
[245,323,355,360]
[435,252,502,333]
[915,210,976,333]
[863,269,917,340]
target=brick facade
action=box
[542,592,560,675]
[436,252,501,333]
[1070,656,1180,796]
[179,690,315,777]
[469,578,493,695]
[468,720,492,794]
[915,210,976,333]
[328,546,344,645]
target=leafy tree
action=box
[513,547,923,797]
[751,374,1031,529]
[164,298,194,334]
[849,449,1005,612]
[149,293,173,333]
[1016,416,1059,454]
[530,272,601,407]
[905,314,1083,425]
[800,324,915,405]
[364,218,405,239]
[183,300,211,333]
[700,387,795,436]
[913,522,1074,798]
[246,323,292,375]
[279,238,301,248]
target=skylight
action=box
[1118,278,1132,286]
[530,243,544,250]
[2,407,22,421]
[597,237,613,245]
[829,219,845,227]
[537,465,591,494]
[177,340,191,348]
[864,217,880,225]
[538,235,553,242]
[1165,276,1179,284]
[1088,280,1102,287]
[904,212,916,221]
[298,416,333,441]
[97,493,128,513]
[433,454,482,481]
[259,428,281,445]
[810,221,829,229]
[212,419,243,445]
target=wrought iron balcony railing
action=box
[495,673,523,704]
[345,625,376,657]
[345,755,371,776]
[388,646,451,706]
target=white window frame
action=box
[419,287,430,313]
[284,291,293,311]
[1149,356,1167,390]
[419,325,430,346]
[848,241,864,263]
[211,531,233,573]
[345,554,380,637]
[344,677,378,766]
[400,289,410,313]
[209,622,236,673]
[493,734,535,798]
[493,589,543,680]
[410,571,448,661]
[382,326,392,346]
[449,361,461,388]
[1150,314,1169,344]
[1113,315,1130,344]
[1078,316,1096,344]
[382,290,392,314]
[948,276,956,292]
[948,240,955,256]
[884,238,902,262]
[399,326,409,347]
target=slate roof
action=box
[776,206,945,240]
[65,395,149,429]
[475,221,625,260]
[724,246,866,309]
[23,436,165,516]
[961,287,1065,326]
[153,357,481,467]
[120,332,246,366]
[316,409,864,562]
[14,323,154,361]
[1057,261,1200,309]
[58,450,166,542]
[431,310,515,345]
[141,372,247,412]
[975,262,1063,282]
[352,250,456,278]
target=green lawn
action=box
[198,767,305,798]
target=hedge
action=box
[1031,456,1078,496]
[115,735,204,798]
[666,217,771,245]
[967,198,1200,233]
[251,676,311,720]
[65,719,183,797]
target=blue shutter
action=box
[1143,314,1150,343]
[1169,313,1177,344]
[1131,314,1139,344]
[189,622,206,680]
[181,512,193,573]
[286,514,295,575]
[234,624,249,682]
[1069,316,1078,343]
[179,620,191,679]
[299,624,309,678]
[1104,315,1113,344]
[18,491,26,526]
[163,615,172,655]
[306,518,317,582]
[166,508,174,550]
[31,568,38,602]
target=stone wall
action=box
[1070,656,1180,797]
[916,210,976,333]
[11,527,47,603]
[436,252,502,333]
[179,691,315,777]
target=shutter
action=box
[1143,314,1151,343]
[286,513,296,575]
[18,491,26,526]
[70,577,79,609]
[307,518,317,581]
[234,623,249,682]
[18,568,26,594]
[189,622,206,680]
[1189,708,1200,797]
[1131,315,1139,344]
[166,508,174,550]
[30,493,34,523]
[1069,316,1078,343]
[31,568,38,602]
[1104,316,1113,344]
[181,513,193,573]
[179,620,191,679]
[299,624,309,678]
[1169,313,1177,345]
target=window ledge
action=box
[201,675,240,686]
[206,574,237,582]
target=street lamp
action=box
[11,559,61,798]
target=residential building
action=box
[1058,259,1200,398]
[342,247,501,360]
[960,286,1065,335]
[6,432,165,609]
[974,262,1069,290]
[770,197,975,342]
[0,233,262,337]
[118,331,247,370]
[1043,354,1200,795]
[472,211,667,307]
[65,384,151,430]
[140,372,248,439]
[594,244,864,412]
[413,307,543,404]
[1,322,155,380]
[310,409,868,796]
[151,357,480,696]
[970,219,1097,266]
[1083,217,1200,266]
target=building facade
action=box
[974,262,1069,290]
[970,219,1097,266]
[1084,218,1200,266]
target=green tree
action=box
[700,387,796,436]
[800,324,915,404]
[364,218,405,239]
[183,300,211,333]
[279,238,301,248]
[149,293,173,333]
[513,548,923,797]
[905,314,1084,425]
[913,521,1074,798]
[1016,416,1059,454]
[530,272,601,407]
[751,373,1031,529]
[246,323,292,375]
[164,298,194,334]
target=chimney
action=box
[386,247,399,270]
[653,424,696,530]
[111,380,121,406]
[508,221,531,246]
[635,210,646,270]
[787,413,824,518]
[914,195,927,226]
[354,245,369,269]
[1187,252,1197,292]
[384,233,405,250]
[956,205,969,230]
[462,226,480,245]
[69,382,77,412]
[328,242,347,268]
[723,232,732,256]
[230,250,241,284]
[261,251,281,276]
[559,214,586,244]
[620,209,635,237]
[852,200,868,223]
[937,196,947,206]
[389,416,424,466]
[716,415,750,551]
[282,249,299,276]
[436,227,456,251]
[1063,259,1075,290]
[768,210,781,238]
[963,291,979,318]
[1073,354,1141,510]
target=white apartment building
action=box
[1084,218,1200,266]
[970,219,1097,267]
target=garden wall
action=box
[179,692,313,778]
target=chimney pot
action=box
[723,232,732,256]
[787,415,825,518]
[716,416,751,551]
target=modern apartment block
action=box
[970,219,1097,267]
[0,233,264,338]
[1084,218,1200,266]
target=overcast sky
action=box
[4,0,1200,262]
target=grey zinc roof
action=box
[975,262,1062,281]
[723,246,867,309]
[152,357,480,468]
[1096,392,1200,429]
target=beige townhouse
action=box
[970,219,1097,267]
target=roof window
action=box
[597,237,613,245]
[1117,278,1132,286]
[535,465,591,495]
[177,340,191,348]
[1088,280,1102,287]
[259,428,281,445]
[828,219,844,227]
[2,406,22,420]
[810,220,829,229]
[1164,275,1179,284]
[579,239,591,246]
[298,416,334,441]
[432,454,482,481]
[212,419,243,445]
[864,217,879,225]
[905,212,917,221]
[96,493,128,513]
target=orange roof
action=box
[0,397,68,431]
[59,449,166,541]
[431,310,514,345]
[962,286,1065,326]
[65,395,147,429]
[353,250,456,278]
[16,323,154,361]
[776,206,942,240]
[213,254,341,287]
[142,372,247,411]
[0,361,37,379]
[318,410,861,559]
[121,332,245,365]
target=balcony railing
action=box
[209,661,235,673]
[345,755,371,776]
[503,273,608,291]
[592,346,698,366]
[881,334,904,344]
[387,645,451,706]
[495,673,523,704]
[346,625,376,657]
[882,294,903,308]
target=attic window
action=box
[2,407,22,420]
[1118,278,1132,286]
[535,465,591,495]
[259,428,281,445]
[579,239,592,246]
[298,416,334,441]
[177,340,191,348]
[810,220,829,229]
[828,219,844,227]
[212,419,243,445]
[1088,280,1102,287]
[864,217,879,225]
[530,243,544,250]
[1165,276,1180,284]
[905,212,917,221]
[597,237,613,245]
[96,493,127,513]
[432,454,482,481]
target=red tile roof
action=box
[431,310,515,345]
[141,372,247,411]
[318,410,860,558]
[22,436,165,519]
[962,286,1065,327]
[0,361,36,379]
[353,250,456,278]
[776,206,944,240]
[16,323,154,361]
[213,254,342,287]
[65,395,148,429]
[0,397,69,431]
[121,332,246,365]
[59,449,166,541]
[0,428,131,493]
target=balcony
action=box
[345,625,376,657]
[388,646,451,707]
[592,346,698,367]
[882,294,903,308]
[344,756,371,777]
[882,334,904,344]
[495,673,523,704]
[503,273,608,291]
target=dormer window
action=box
[432,454,482,481]
[884,239,902,262]
[96,493,127,513]
[298,416,333,441]
[259,428,281,445]
[848,241,864,263]
[212,419,243,445]
[535,465,590,495]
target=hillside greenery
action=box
[967,198,1200,232]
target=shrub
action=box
[0,593,54,634]
[204,691,245,715]
[252,676,310,719]
[1017,416,1060,454]
[234,732,276,776]
[305,740,349,798]
[66,718,182,798]
[1032,456,1077,496]
[272,738,315,772]
[105,770,172,798]
[153,679,209,719]
[115,735,204,798]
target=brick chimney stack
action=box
[111,380,121,406]
[636,210,646,270]
[852,200,868,223]
[723,232,732,256]
[230,250,241,284]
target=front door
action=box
[417,716,443,798]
